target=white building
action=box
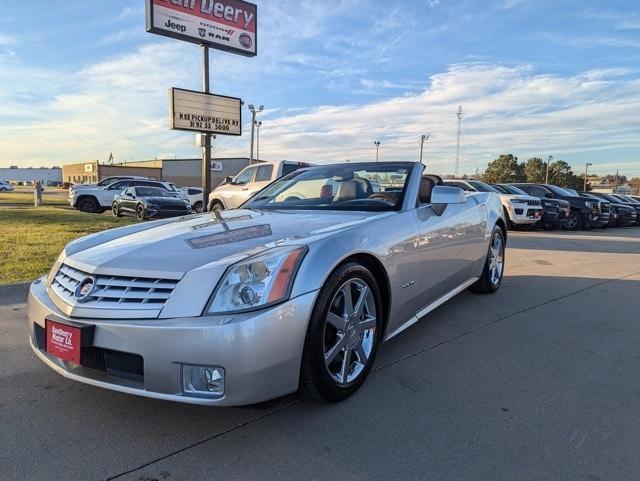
[0,166,62,186]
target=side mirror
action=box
[431,186,465,205]
[224,176,233,184]
[545,193,553,198]
[126,192,134,198]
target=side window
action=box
[235,167,257,185]
[188,188,201,195]
[282,163,303,176]
[108,181,125,190]
[530,187,547,198]
[255,165,273,182]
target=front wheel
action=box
[136,204,146,221]
[300,263,383,403]
[470,225,505,294]
[566,211,583,230]
[112,202,120,217]
[193,201,203,213]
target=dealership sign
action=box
[169,87,242,135]
[146,0,257,57]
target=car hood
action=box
[63,209,390,279]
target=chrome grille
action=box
[526,199,541,206]
[51,263,178,309]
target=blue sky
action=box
[0,0,639,176]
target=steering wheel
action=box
[284,196,302,202]
[368,192,398,204]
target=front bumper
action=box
[507,204,543,225]
[541,207,570,226]
[28,278,318,406]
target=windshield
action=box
[564,188,579,196]
[244,162,413,211]
[491,184,509,194]
[467,180,499,193]
[137,187,169,197]
[546,184,572,196]
[500,184,528,195]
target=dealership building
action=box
[62,158,251,188]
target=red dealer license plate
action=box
[45,319,85,364]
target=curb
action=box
[0,281,31,306]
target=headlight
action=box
[585,200,598,208]
[510,199,526,204]
[207,246,307,314]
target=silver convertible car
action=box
[28,162,506,405]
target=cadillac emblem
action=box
[74,276,96,302]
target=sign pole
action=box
[201,45,212,211]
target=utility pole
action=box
[248,104,263,164]
[584,162,592,191]
[615,168,619,191]
[374,141,381,162]
[419,134,430,165]
[201,46,212,211]
[255,121,262,162]
[545,155,553,184]
[455,105,464,177]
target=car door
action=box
[102,180,132,206]
[121,187,137,214]
[413,184,486,306]
[224,166,258,209]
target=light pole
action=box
[584,162,593,191]
[374,141,381,162]
[255,120,262,162]
[248,104,264,164]
[545,155,553,184]
[419,134,430,164]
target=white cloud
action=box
[0,33,17,46]
[0,36,639,176]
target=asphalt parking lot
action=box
[1,228,639,481]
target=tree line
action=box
[480,154,590,189]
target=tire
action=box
[136,204,146,221]
[469,225,505,294]
[300,263,383,403]
[112,202,120,217]
[566,210,583,231]
[193,201,203,214]
[209,200,224,213]
[76,196,99,213]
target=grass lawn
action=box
[0,192,134,284]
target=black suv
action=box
[512,183,601,230]
[586,192,638,227]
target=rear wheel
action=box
[300,263,383,403]
[193,201,203,213]
[470,225,505,294]
[136,204,146,221]
[76,196,98,213]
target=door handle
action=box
[242,188,249,191]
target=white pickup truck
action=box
[207,160,311,211]
[70,179,185,213]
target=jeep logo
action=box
[164,19,187,33]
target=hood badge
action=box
[74,276,97,302]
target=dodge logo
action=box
[74,277,96,302]
[199,27,206,38]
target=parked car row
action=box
[441,179,639,231]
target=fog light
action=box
[182,365,225,397]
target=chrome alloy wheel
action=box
[323,278,377,385]
[488,230,505,286]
